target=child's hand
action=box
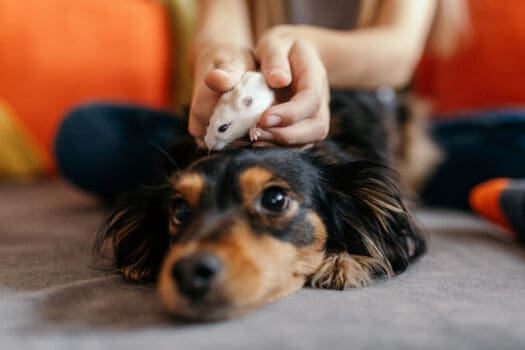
[189,42,256,147]
[253,26,330,148]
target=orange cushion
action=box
[0,0,171,173]
[415,0,525,116]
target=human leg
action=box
[421,110,525,210]
[55,103,184,197]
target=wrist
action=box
[267,25,322,55]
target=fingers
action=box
[205,69,240,92]
[188,84,220,140]
[260,88,321,128]
[256,91,329,147]
[205,58,250,92]
[255,33,292,88]
[260,41,326,128]
[264,102,330,146]
[256,40,329,147]
[194,137,207,149]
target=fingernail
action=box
[268,68,290,86]
[263,115,282,128]
[195,138,207,149]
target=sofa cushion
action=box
[0,0,171,173]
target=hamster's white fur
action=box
[204,72,275,151]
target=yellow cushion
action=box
[0,99,45,180]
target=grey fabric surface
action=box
[1,181,525,350]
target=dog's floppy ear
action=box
[323,160,426,276]
[94,185,172,282]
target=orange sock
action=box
[469,178,515,236]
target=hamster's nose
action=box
[171,253,223,299]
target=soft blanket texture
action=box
[1,181,524,350]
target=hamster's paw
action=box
[249,127,262,142]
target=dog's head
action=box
[95,146,425,320]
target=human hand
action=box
[253,26,330,148]
[189,42,256,147]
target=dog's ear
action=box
[94,185,172,282]
[323,160,426,276]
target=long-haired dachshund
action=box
[95,91,438,321]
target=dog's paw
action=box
[308,253,391,290]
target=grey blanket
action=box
[1,181,524,350]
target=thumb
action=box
[205,56,254,92]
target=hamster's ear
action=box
[242,96,253,108]
[94,185,172,282]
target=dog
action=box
[94,90,437,321]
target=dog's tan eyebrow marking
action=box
[172,173,205,207]
[238,166,274,201]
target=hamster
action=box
[204,71,275,151]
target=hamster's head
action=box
[204,72,275,151]
[204,90,246,151]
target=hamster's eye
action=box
[218,122,231,133]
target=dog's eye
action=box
[171,198,191,225]
[260,186,289,214]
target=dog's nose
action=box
[171,253,223,298]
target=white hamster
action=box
[204,71,275,151]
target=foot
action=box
[249,127,262,142]
[470,178,525,241]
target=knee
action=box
[54,104,126,196]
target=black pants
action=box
[54,102,525,210]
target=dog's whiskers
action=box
[149,141,180,171]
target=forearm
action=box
[193,0,252,54]
[311,26,430,89]
[283,0,437,89]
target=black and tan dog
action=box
[95,91,438,321]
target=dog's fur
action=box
[95,91,435,321]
